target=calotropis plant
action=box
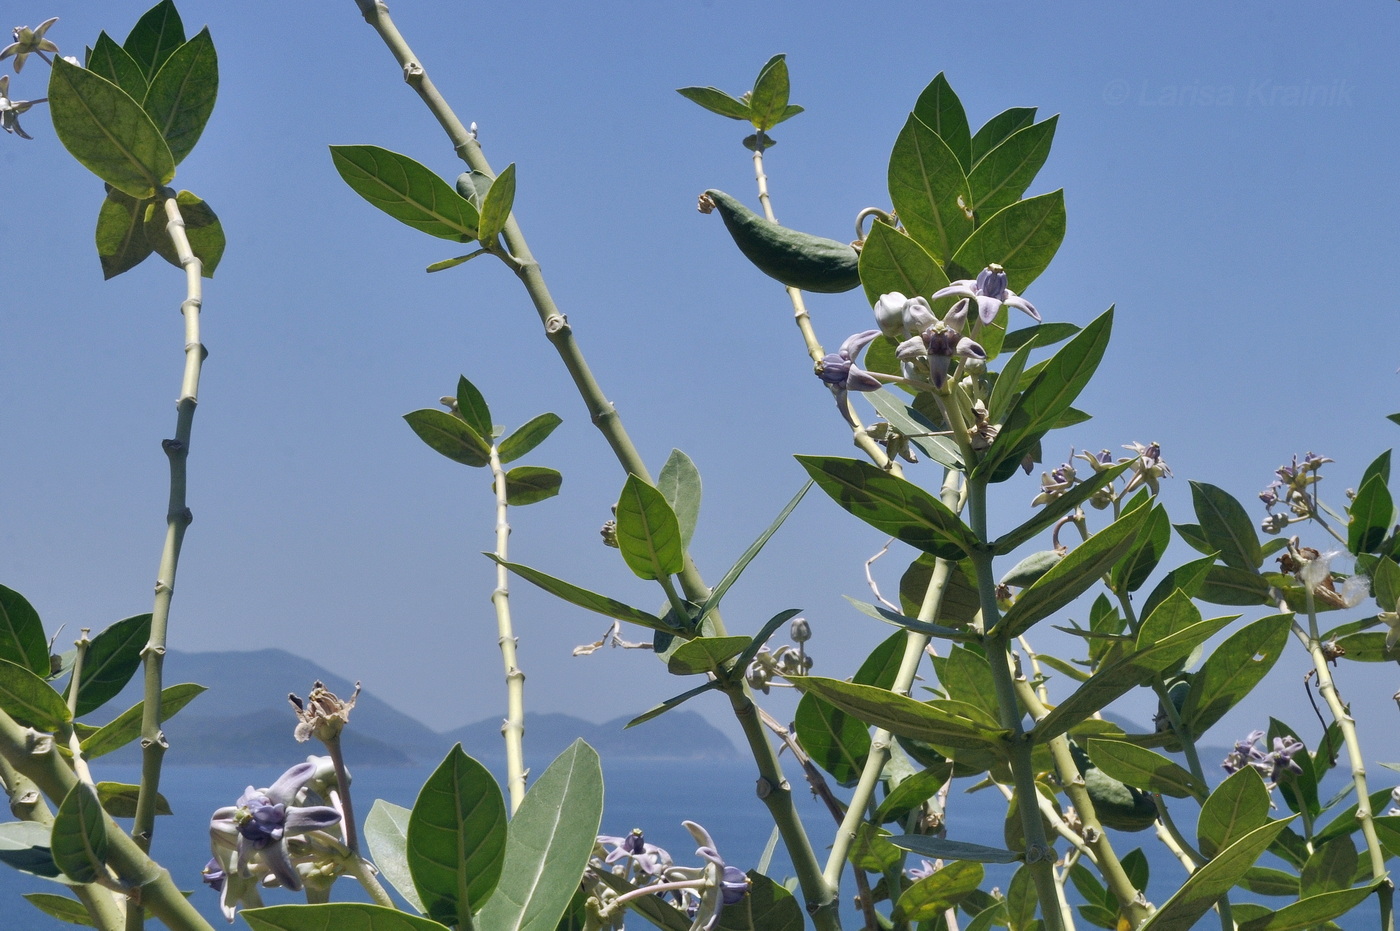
[3,4,1400,931]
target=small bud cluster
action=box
[1259,452,1333,534]
[1028,443,1173,509]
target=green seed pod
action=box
[999,549,1064,588]
[702,189,861,293]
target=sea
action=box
[0,759,1380,930]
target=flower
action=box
[817,329,883,424]
[0,75,43,140]
[1222,730,1306,788]
[1,18,58,73]
[1121,441,1171,495]
[1031,459,1077,507]
[289,680,359,743]
[906,859,938,881]
[208,759,343,916]
[930,264,1040,326]
[681,821,749,930]
[873,292,935,339]
[596,828,673,878]
[897,322,986,390]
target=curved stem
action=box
[488,445,528,814]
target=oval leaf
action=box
[912,73,972,169]
[407,745,507,925]
[143,190,226,277]
[1085,739,1207,800]
[666,635,751,677]
[80,682,204,759]
[1191,482,1263,571]
[971,106,1038,164]
[70,613,151,717]
[967,116,1058,219]
[501,467,562,507]
[477,163,517,247]
[122,0,185,84]
[404,409,491,467]
[948,189,1066,291]
[657,450,702,550]
[1137,818,1294,931]
[96,186,155,279]
[858,220,952,307]
[143,26,218,165]
[364,800,427,914]
[87,31,148,100]
[893,860,985,922]
[615,475,684,581]
[52,783,109,885]
[498,413,562,464]
[244,903,456,931]
[888,114,974,263]
[48,57,174,199]
[0,584,49,676]
[675,86,751,121]
[788,677,1007,750]
[330,145,480,242]
[0,659,71,730]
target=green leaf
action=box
[1238,866,1300,897]
[624,680,720,728]
[666,635,751,677]
[244,904,456,931]
[122,0,185,84]
[992,461,1134,555]
[68,614,150,718]
[875,766,949,823]
[947,189,1066,292]
[732,609,804,674]
[1085,740,1207,800]
[1000,320,1078,354]
[0,584,49,676]
[87,32,147,101]
[427,250,489,273]
[1109,502,1172,594]
[997,504,1152,637]
[675,86,751,120]
[749,54,796,131]
[844,596,977,642]
[497,413,561,465]
[1137,818,1293,931]
[93,782,170,818]
[48,58,174,199]
[1300,835,1358,897]
[788,677,1008,750]
[887,834,1021,864]
[717,871,803,931]
[1140,559,1215,624]
[888,115,974,263]
[0,659,71,730]
[330,145,480,242]
[794,631,902,785]
[697,482,809,621]
[1191,482,1263,571]
[967,116,1058,220]
[364,800,427,915]
[22,892,95,926]
[453,375,494,440]
[1183,614,1291,734]
[865,389,964,471]
[893,860,984,921]
[95,187,154,279]
[1237,883,1383,931]
[142,27,217,165]
[1192,767,1271,851]
[970,107,1038,164]
[857,220,952,308]
[849,822,902,872]
[142,190,225,277]
[79,682,203,759]
[1332,630,1399,662]
[933,647,999,720]
[912,73,972,170]
[615,475,685,581]
[407,745,507,924]
[977,307,1112,480]
[1196,565,1272,606]
[477,163,517,248]
[501,467,562,507]
[1373,556,1400,612]
[1348,473,1394,556]
[0,822,61,879]
[477,741,604,931]
[795,455,977,558]
[404,409,492,468]
[51,783,108,884]
[486,557,668,632]
[657,450,702,550]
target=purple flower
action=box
[682,821,749,929]
[0,18,58,72]
[906,859,938,881]
[596,828,673,877]
[1222,731,1307,788]
[817,330,883,424]
[897,323,986,389]
[930,264,1040,326]
[201,858,226,893]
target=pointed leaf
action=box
[698,482,809,619]
[967,116,1058,219]
[749,54,794,131]
[404,409,491,467]
[330,145,480,242]
[48,58,174,199]
[0,659,71,730]
[142,190,225,277]
[498,467,561,507]
[796,455,977,558]
[70,613,151,717]
[971,106,1039,166]
[1138,818,1293,931]
[1191,482,1264,571]
[487,557,668,631]
[365,800,428,914]
[717,871,803,931]
[947,190,1066,290]
[93,782,171,818]
[51,783,108,884]
[615,475,684,581]
[732,608,804,673]
[0,585,49,676]
[657,450,702,550]
[79,683,203,759]
[122,0,185,84]
[795,633,904,786]
[858,219,953,308]
[1196,565,1272,606]
[453,376,493,440]
[1237,883,1383,931]
[477,741,604,931]
[1140,556,1218,621]
[1183,614,1291,735]
[498,413,562,464]
[1085,739,1207,800]
[87,32,147,101]
[1348,473,1394,556]
[96,187,155,279]
[888,114,974,263]
[666,635,751,677]
[625,680,719,728]
[844,597,977,642]
[22,892,95,925]
[887,835,1021,864]
[913,73,972,170]
[1373,556,1400,613]
[864,389,964,470]
[244,904,458,931]
[893,860,984,921]
[143,27,217,165]
[407,745,507,924]
[477,163,517,247]
[0,822,61,879]
[788,677,1008,750]
[675,86,751,120]
[1109,502,1172,593]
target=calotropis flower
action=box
[596,828,674,878]
[0,75,43,139]
[873,291,935,340]
[1,18,58,72]
[668,821,749,931]
[896,321,986,389]
[930,264,1040,326]
[817,329,882,424]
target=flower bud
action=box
[874,292,909,338]
[789,617,811,643]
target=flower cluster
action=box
[1259,452,1332,534]
[590,822,748,931]
[1221,730,1306,787]
[1028,443,1172,509]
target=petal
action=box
[266,761,318,804]
[838,329,881,359]
[1003,293,1040,322]
[259,840,303,891]
[283,804,342,834]
[974,295,1000,325]
[845,365,882,393]
[928,355,951,388]
[929,282,976,302]
[956,336,987,360]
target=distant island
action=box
[91,649,739,767]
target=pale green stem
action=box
[488,444,527,814]
[1152,821,1197,873]
[127,192,205,931]
[65,630,98,787]
[0,710,216,931]
[320,732,361,855]
[823,468,962,887]
[344,854,397,908]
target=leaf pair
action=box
[677,53,804,133]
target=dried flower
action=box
[289,680,359,743]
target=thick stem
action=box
[488,445,528,814]
[321,733,361,855]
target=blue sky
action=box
[3,1,1399,770]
